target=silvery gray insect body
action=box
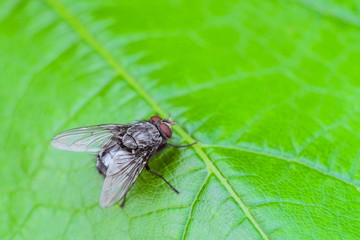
[51,116,195,207]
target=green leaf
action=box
[1,0,359,239]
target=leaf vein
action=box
[205,144,360,189]
[295,0,360,28]
[181,174,210,240]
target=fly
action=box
[51,116,196,207]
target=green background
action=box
[1,0,360,239]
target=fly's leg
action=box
[168,142,197,148]
[145,164,179,194]
[120,193,127,208]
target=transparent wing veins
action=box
[100,149,152,207]
[51,124,122,152]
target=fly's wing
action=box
[51,124,126,152]
[99,148,155,207]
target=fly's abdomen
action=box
[96,156,107,176]
[97,144,135,176]
[96,144,119,176]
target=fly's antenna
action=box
[168,117,176,125]
[167,113,176,125]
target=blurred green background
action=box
[1,0,360,239]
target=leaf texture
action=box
[1,0,360,239]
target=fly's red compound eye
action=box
[151,116,162,122]
[159,123,172,138]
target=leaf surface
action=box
[1,0,360,239]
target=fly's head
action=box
[150,116,175,139]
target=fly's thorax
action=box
[123,121,163,149]
[122,134,137,149]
